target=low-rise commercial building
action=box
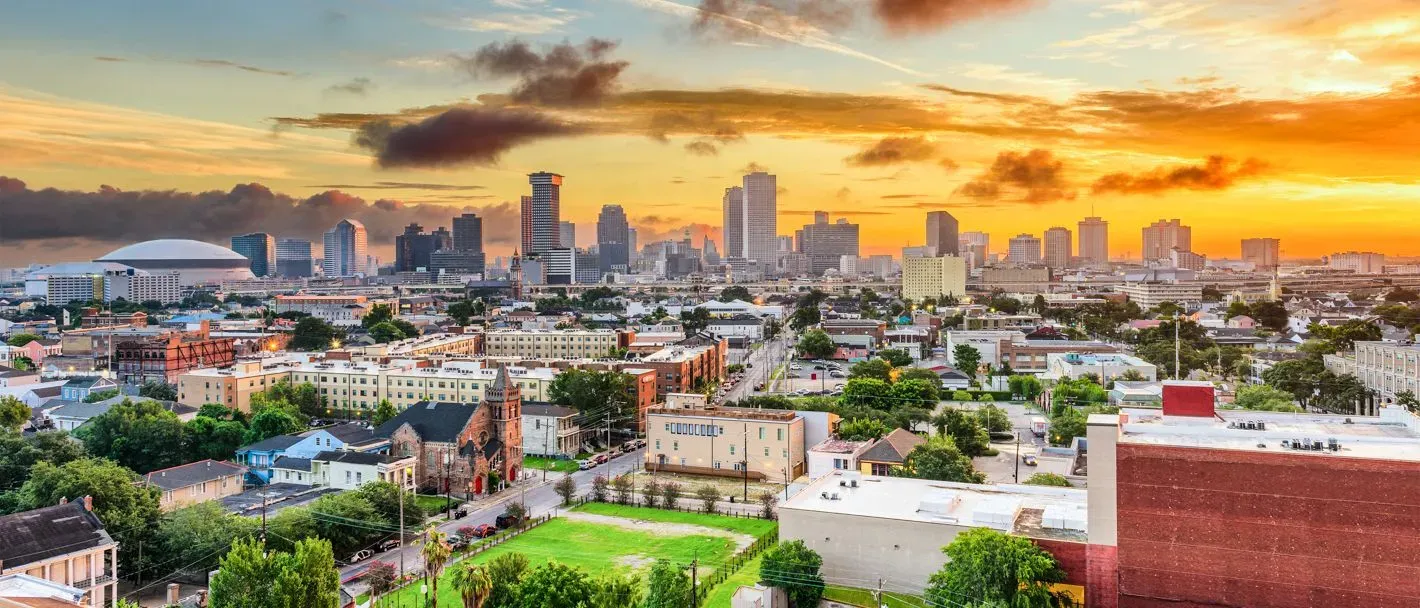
[1115,282,1203,310]
[645,393,805,482]
[636,341,727,398]
[1046,352,1157,382]
[980,265,1052,292]
[114,325,235,385]
[272,295,395,327]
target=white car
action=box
[348,549,373,564]
[789,364,803,370]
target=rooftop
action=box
[782,471,1087,542]
[0,501,113,569]
[808,438,871,454]
[312,450,402,466]
[522,402,577,418]
[1105,406,1420,461]
[647,405,799,422]
[144,459,246,491]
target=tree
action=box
[1049,408,1088,447]
[136,380,177,401]
[878,348,914,367]
[366,561,399,607]
[839,378,894,410]
[1008,375,1044,400]
[484,552,530,608]
[361,303,395,328]
[1023,473,1072,487]
[422,526,454,608]
[925,528,1072,608]
[988,295,1023,315]
[0,396,29,432]
[795,329,836,359]
[611,474,633,505]
[680,307,712,337]
[660,482,684,509]
[5,333,41,347]
[902,437,985,483]
[82,389,120,403]
[156,502,258,576]
[758,491,778,520]
[548,369,634,418]
[976,404,1012,434]
[209,537,341,608]
[764,317,783,340]
[75,399,188,473]
[1031,294,1049,314]
[9,355,33,371]
[555,475,577,505]
[721,285,753,301]
[591,572,644,608]
[1151,301,1183,318]
[1233,384,1302,412]
[447,300,478,326]
[641,479,661,508]
[1309,319,1382,352]
[1386,287,1420,302]
[898,367,942,386]
[930,409,990,457]
[184,415,248,461]
[368,399,398,426]
[308,492,385,557]
[243,407,304,445]
[1398,390,1420,414]
[838,418,890,441]
[644,559,692,608]
[591,475,609,502]
[847,358,892,382]
[368,321,407,343]
[789,306,821,331]
[1119,369,1147,382]
[19,458,161,577]
[451,562,493,608]
[1263,357,1325,406]
[1249,300,1289,332]
[695,484,719,513]
[953,344,982,380]
[890,378,940,409]
[760,540,824,608]
[355,480,425,528]
[290,316,341,351]
[0,432,85,501]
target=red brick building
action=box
[114,323,235,384]
[1087,382,1420,608]
[634,339,727,399]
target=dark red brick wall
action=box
[1035,539,1088,587]
[1116,443,1420,608]
[1086,544,1119,608]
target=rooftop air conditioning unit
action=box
[850,479,859,488]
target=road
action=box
[721,331,793,403]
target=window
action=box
[759,427,765,440]
[783,449,788,458]
[764,447,769,457]
[777,428,783,441]
[356,472,362,484]
[346,471,352,483]
[729,445,736,455]
[655,440,661,450]
[673,441,679,451]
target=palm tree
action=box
[450,562,493,608]
[421,526,453,608]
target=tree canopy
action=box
[209,537,341,608]
[548,369,634,419]
[952,344,982,380]
[759,540,824,608]
[289,316,342,351]
[902,437,985,483]
[796,329,836,359]
[925,528,1072,608]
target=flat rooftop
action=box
[1109,406,1420,461]
[782,471,1087,542]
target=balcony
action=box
[72,573,114,589]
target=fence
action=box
[577,494,775,520]
[368,513,555,606]
[694,530,779,604]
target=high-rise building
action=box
[1171,248,1207,271]
[1328,251,1385,274]
[800,213,860,276]
[596,205,630,272]
[394,223,451,272]
[452,213,484,254]
[722,186,745,259]
[627,228,638,264]
[1043,227,1072,269]
[703,237,720,266]
[429,250,485,276]
[276,238,313,278]
[901,256,967,301]
[1006,234,1042,264]
[524,172,562,254]
[959,232,989,269]
[230,233,275,277]
[1241,238,1280,269]
[322,219,367,277]
[559,221,576,249]
[544,248,575,285]
[1078,216,1109,265]
[926,211,959,256]
[1142,219,1191,263]
[743,172,778,269]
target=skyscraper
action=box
[722,186,745,259]
[627,228,638,264]
[275,238,313,278]
[800,213,860,276]
[1043,227,1072,269]
[742,172,777,270]
[394,223,451,272]
[1007,234,1042,264]
[959,231,989,269]
[559,221,576,249]
[1142,219,1191,263]
[524,172,562,254]
[322,219,367,277]
[925,211,959,256]
[452,213,484,254]
[596,205,630,272]
[1241,238,1280,269]
[230,233,275,277]
[1078,216,1109,265]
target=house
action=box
[924,365,971,390]
[235,423,388,483]
[269,456,314,486]
[235,435,303,482]
[521,403,580,458]
[374,366,524,496]
[1227,315,1256,329]
[309,451,416,491]
[0,498,119,608]
[58,378,116,403]
[144,459,247,511]
[857,428,924,476]
[0,366,39,389]
[0,383,64,409]
[806,438,872,479]
[705,315,765,341]
[0,573,87,607]
[45,403,111,433]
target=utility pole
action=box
[398,474,405,579]
[1013,431,1021,483]
[690,555,699,608]
[742,423,749,502]
[260,490,269,546]
[1174,313,1181,380]
[872,578,884,608]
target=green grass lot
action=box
[703,554,764,607]
[376,504,771,607]
[413,494,461,515]
[823,586,930,607]
[523,455,580,473]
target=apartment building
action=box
[113,326,236,385]
[482,328,625,359]
[1115,282,1203,309]
[143,460,247,512]
[1330,341,1420,407]
[0,499,118,608]
[177,360,292,412]
[287,359,557,413]
[645,393,805,482]
[272,295,395,327]
[637,341,727,398]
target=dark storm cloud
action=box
[455,38,629,107]
[959,149,1073,203]
[1091,155,1269,194]
[354,107,585,168]
[0,177,520,248]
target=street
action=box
[721,331,793,403]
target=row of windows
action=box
[666,423,723,437]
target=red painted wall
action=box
[1115,443,1420,608]
[1161,383,1214,417]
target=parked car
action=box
[593,453,609,464]
[378,539,401,553]
[829,370,846,378]
[495,514,523,529]
[455,506,470,519]
[812,365,825,370]
[1022,454,1038,466]
[348,549,373,564]
[472,524,498,538]
[789,364,802,370]
[450,536,469,550]
[577,459,594,470]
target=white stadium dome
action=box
[95,239,253,286]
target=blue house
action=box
[236,422,389,483]
[59,376,117,402]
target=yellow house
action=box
[143,460,247,512]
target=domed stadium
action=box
[95,239,253,286]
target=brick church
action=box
[375,365,523,495]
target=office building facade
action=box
[452,213,484,253]
[722,186,745,259]
[322,219,368,277]
[1078,216,1108,265]
[1044,227,1072,269]
[394,223,451,272]
[743,172,778,269]
[800,213,860,276]
[524,172,563,254]
[959,231,989,268]
[276,238,313,277]
[901,255,967,301]
[230,232,275,277]
[1142,219,1191,263]
[1007,234,1043,264]
[926,211,959,256]
[596,204,631,272]
[1240,238,1279,270]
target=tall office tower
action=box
[777,235,795,254]
[1142,219,1191,263]
[596,205,631,272]
[1043,227,1073,269]
[722,186,745,259]
[520,196,534,254]
[703,237,720,266]
[559,221,576,249]
[800,213,860,276]
[275,238,313,278]
[959,231,989,268]
[1078,216,1109,265]
[1006,233,1043,264]
[394,223,451,272]
[742,172,778,270]
[525,172,563,254]
[1241,238,1280,269]
[322,219,367,277]
[627,228,638,264]
[452,213,484,253]
[926,211,959,256]
[230,233,275,277]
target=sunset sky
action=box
[3,0,1420,265]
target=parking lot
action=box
[760,359,849,397]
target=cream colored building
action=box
[0,500,118,608]
[144,460,247,512]
[288,359,557,413]
[645,393,806,482]
[177,360,293,412]
[901,255,966,302]
[1116,282,1204,309]
[482,328,621,358]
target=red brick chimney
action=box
[83,495,93,511]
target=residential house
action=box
[58,378,116,402]
[0,366,39,389]
[269,456,314,486]
[521,403,580,458]
[705,315,766,341]
[144,460,247,511]
[0,573,87,607]
[806,438,872,479]
[309,451,416,491]
[0,498,118,608]
[46,403,111,433]
[858,428,924,476]
[235,422,388,483]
